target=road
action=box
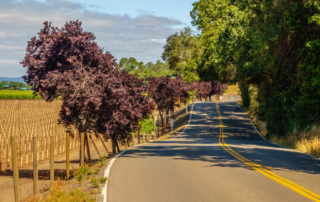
[108,98,320,202]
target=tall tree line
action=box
[119,57,178,83]
[163,0,320,137]
[21,20,228,159]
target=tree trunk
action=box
[138,130,141,144]
[116,140,120,152]
[112,137,116,154]
[85,132,91,163]
[172,108,174,119]
[159,110,164,136]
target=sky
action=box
[0,0,197,78]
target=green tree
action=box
[119,58,178,82]
[119,57,144,73]
[190,0,320,136]
[183,60,199,83]
[162,27,203,77]
[0,83,3,90]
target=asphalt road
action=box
[108,98,320,202]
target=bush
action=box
[91,178,100,188]
[43,187,95,202]
[99,177,108,184]
[74,165,91,184]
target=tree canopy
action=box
[188,0,320,136]
[119,58,178,82]
[162,27,203,81]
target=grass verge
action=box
[24,158,109,202]
[239,101,320,158]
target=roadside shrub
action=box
[99,177,108,184]
[74,165,90,184]
[91,178,100,188]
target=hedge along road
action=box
[108,97,320,202]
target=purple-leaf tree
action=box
[21,20,118,161]
[96,71,154,153]
[147,76,180,133]
[211,81,228,98]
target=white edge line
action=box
[236,102,319,160]
[102,103,197,202]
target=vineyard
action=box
[0,100,98,171]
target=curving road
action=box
[108,98,320,202]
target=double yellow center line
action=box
[216,102,320,201]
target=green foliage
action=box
[91,178,100,188]
[239,84,250,109]
[0,90,40,99]
[139,116,156,135]
[183,60,200,83]
[188,91,196,102]
[162,27,203,77]
[0,80,31,89]
[43,186,95,202]
[87,169,93,176]
[0,83,3,90]
[190,0,320,136]
[119,57,144,73]
[94,167,100,175]
[99,177,108,184]
[99,161,105,167]
[74,165,90,184]
[119,58,178,83]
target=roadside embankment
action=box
[239,101,320,158]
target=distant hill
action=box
[0,77,25,83]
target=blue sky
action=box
[0,0,197,77]
[35,0,196,26]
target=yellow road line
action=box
[215,102,320,201]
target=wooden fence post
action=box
[66,133,70,179]
[33,137,38,195]
[80,133,84,166]
[163,110,166,135]
[11,136,20,202]
[50,136,54,186]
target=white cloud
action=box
[0,0,185,77]
[0,59,20,64]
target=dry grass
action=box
[228,85,240,95]
[24,178,66,202]
[269,126,320,157]
[24,175,96,202]
[240,102,320,157]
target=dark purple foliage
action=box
[96,71,155,146]
[193,81,228,100]
[147,76,180,112]
[21,21,118,136]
